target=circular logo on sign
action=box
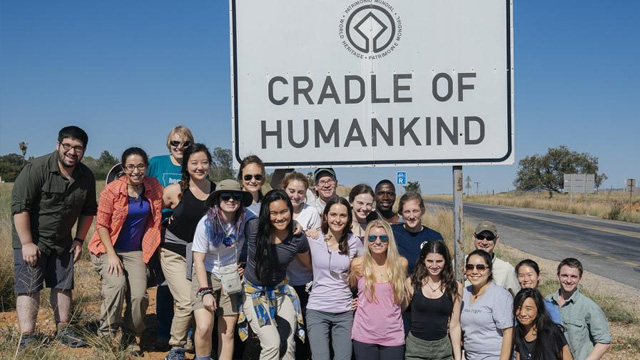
[338,2,402,59]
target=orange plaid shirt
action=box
[88,177,163,263]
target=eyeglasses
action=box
[60,143,85,152]
[317,179,335,186]
[368,234,389,243]
[243,174,264,181]
[124,164,147,172]
[474,234,496,241]
[220,192,244,202]
[465,264,489,271]
[170,140,192,148]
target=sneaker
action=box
[122,334,142,357]
[184,336,195,354]
[18,333,38,350]
[56,327,87,348]
[164,347,186,360]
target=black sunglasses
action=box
[243,174,264,181]
[474,234,496,241]
[220,193,244,202]
[368,234,389,243]
[170,140,191,148]
[465,264,489,271]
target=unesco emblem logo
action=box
[339,1,402,59]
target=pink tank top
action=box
[351,277,405,346]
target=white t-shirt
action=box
[287,204,322,286]
[192,215,245,278]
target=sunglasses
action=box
[220,193,244,202]
[475,234,496,241]
[170,140,192,148]
[465,264,489,271]
[368,234,389,243]
[243,174,264,181]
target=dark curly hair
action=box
[411,240,459,302]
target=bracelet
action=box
[197,287,214,298]
[73,237,84,244]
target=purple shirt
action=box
[306,233,362,313]
[114,196,150,251]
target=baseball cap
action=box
[314,168,336,182]
[474,221,498,237]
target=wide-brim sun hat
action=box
[206,179,253,207]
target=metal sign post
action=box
[453,166,464,280]
[627,179,636,202]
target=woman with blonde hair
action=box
[350,220,408,360]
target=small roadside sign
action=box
[396,171,407,186]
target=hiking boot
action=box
[56,326,87,348]
[18,333,38,350]
[164,347,186,360]
[122,334,143,357]
[184,336,195,353]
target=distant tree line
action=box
[1,147,237,183]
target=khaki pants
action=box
[160,248,194,347]
[243,293,297,360]
[91,251,148,336]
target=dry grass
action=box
[426,191,640,223]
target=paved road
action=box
[428,200,640,289]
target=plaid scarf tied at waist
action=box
[238,281,306,343]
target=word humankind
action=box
[259,115,486,149]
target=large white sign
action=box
[231,0,514,167]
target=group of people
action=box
[11,125,611,360]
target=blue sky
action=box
[1,1,638,194]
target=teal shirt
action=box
[546,289,611,360]
[146,154,181,223]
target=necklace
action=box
[425,280,441,292]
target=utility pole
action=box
[474,181,480,195]
[465,176,472,195]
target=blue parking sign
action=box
[396,171,407,185]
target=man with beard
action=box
[11,126,97,350]
[370,180,404,225]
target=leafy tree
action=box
[514,145,607,194]
[403,181,421,194]
[83,150,118,180]
[19,142,28,159]
[0,153,25,181]
[210,147,234,182]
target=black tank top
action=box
[163,182,215,254]
[410,286,453,341]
